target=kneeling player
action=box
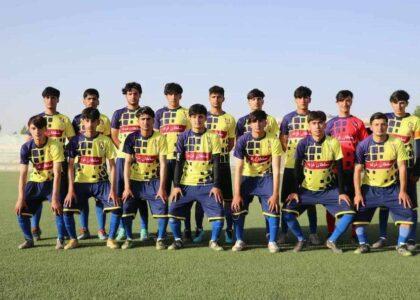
[121,107,169,250]
[64,108,121,249]
[231,110,282,253]
[353,112,413,256]
[168,104,225,251]
[282,111,355,253]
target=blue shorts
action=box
[168,185,224,221]
[282,187,355,218]
[354,185,413,226]
[116,157,125,197]
[122,179,168,219]
[233,175,279,217]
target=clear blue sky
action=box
[1,1,419,133]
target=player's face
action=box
[189,114,207,131]
[295,97,311,110]
[29,125,46,141]
[125,89,141,106]
[308,120,326,137]
[82,118,99,133]
[209,93,224,109]
[249,119,267,134]
[138,114,154,131]
[390,100,408,115]
[43,96,59,111]
[248,97,264,111]
[83,95,99,109]
[337,97,352,114]
[370,119,388,137]
[165,93,182,108]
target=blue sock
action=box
[281,214,288,234]
[184,210,191,232]
[138,200,149,231]
[284,213,304,241]
[267,216,279,243]
[355,226,367,244]
[328,214,353,243]
[234,215,245,241]
[63,213,77,239]
[55,215,66,240]
[31,204,42,229]
[169,218,182,240]
[95,203,106,231]
[108,212,121,239]
[225,205,233,231]
[398,225,410,246]
[157,218,168,240]
[195,202,204,229]
[18,216,33,240]
[79,201,89,230]
[408,210,417,242]
[307,206,317,234]
[379,208,389,239]
[121,217,133,240]
[210,220,224,241]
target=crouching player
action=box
[353,112,413,256]
[15,116,67,249]
[167,104,225,251]
[121,107,169,250]
[63,108,122,249]
[231,110,282,253]
[282,111,355,253]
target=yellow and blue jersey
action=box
[355,135,408,187]
[20,138,65,182]
[233,132,282,177]
[123,131,167,182]
[206,112,236,163]
[296,135,343,191]
[111,107,141,158]
[154,106,190,160]
[177,130,221,186]
[236,113,279,139]
[67,134,116,183]
[72,113,111,136]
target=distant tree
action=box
[20,125,28,135]
[0,124,2,133]
[414,106,420,118]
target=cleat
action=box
[116,228,126,241]
[121,240,134,250]
[139,228,149,242]
[55,239,65,250]
[32,228,42,241]
[277,232,287,244]
[193,228,205,243]
[406,240,416,252]
[268,241,280,253]
[77,229,90,240]
[168,239,183,250]
[183,230,192,242]
[232,240,246,252]
[107,239,120,249]
[396,245,413,257]
[354,244,371,254]
[18,239,34,249]
[64,239,79,250]
[309,233,321,245]
[224,229,233,244]
[372,237,387,249]
[156,239,167,250]
[209,240,224,251]
[293,240,307,253]
[326,240,343,254]
[97,230,108,240]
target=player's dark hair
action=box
[189,104,207,116]
[336,90,353,102]
[122,82,142,94]
[83,88,99,99]
[164,82,183,95]
[389,90,409,103]
[248,110,268,123]
[370,112,388,124]
[294,86,312,99]
[81,107,100,121]
[247,88,265,99]
[136,106,155,118]
[307,111,327,123]
[27,115,47,129]
[209,85,225,96]
[42,86,60,98]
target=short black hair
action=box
[83,88,99,99]
[27,115,47,129]
[81,107,100,121]
[209,85,225,96]
[370,112,388,124]
[336,90,353,102]
[390,90,409,103]
[307,111,327,123]
[294,86,312,99]
[122,82,142,95]
[248,110,268,123]
[136,106,155,118]
[42,87,60,98]
[164,82,183,95]
[189,104,207,116]
[247,88,265,100]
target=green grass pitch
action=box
[0,172,419,299]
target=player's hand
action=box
[354,193,364,210]
[51,199,63,215]
[398,191,412,209]
[109,189,120,206]
[122,188,134,202]
[268,194,280,213]
[64,190,76,208]
[338,194,351,206]
[286,193,299,203]
[170,187,183,202]
[15,198,27,215]
[209,187,223,203]
[156,187,168,203]
[231,195,243,213]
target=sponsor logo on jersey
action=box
[80,156,103,165]
[365,160,395,169]
[160,124,187,134]
[34,161,53,171]
[185,151,211,161]
[246,155,271,164]
[304,160,332,169]
[135,154,158,163]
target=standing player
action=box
[15,116,66,249]
[64,108,121,249]
[167,104,225,251]
[325,90,369,241]
[72,88,111,241]
[282,111,355,253]
[279,86,319,245]
[353,113,413,256]
[121,107,168,250]
[231,110,282,253]
[373,91,419,251]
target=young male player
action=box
[353,112,413,256]
[282,111,355,254]
[279,86,319,245]
[231,110,282,253]
[325,90,369,240]
[64,108,121,249]
[15,116,66,249]
[72,88,111,240]
[373,91,419,251]
[121,107,169,250]
[167,104,225,251]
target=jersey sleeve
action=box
[233,136,246,159]
[358,121,369,141]
[325,119,333,136]
[272,138,282,156]
[212,134,221,155]
[396,140,409,162]
[332,138,344,160]
[105,137,117,160]
[20,144,30,165]
[235,117,246,138]
[50,141,65,162]
[295,139,306,161]
[111,110,121,129]
[269,116,280,136]
[103,116,111,136]
[67,137,79,159]
[280,116,290,135]
[64,116,76,139]
[228,116,236,139]
[154,109,162,130]
[72,117,80,135]
[159,135,168,156]
[122,133,135,155]
[175,133,186,155]
[355,142,366,165]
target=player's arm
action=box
[50,161,63,215]
[279,134,288,152]
[15,164,29,215]
[156,154,168,202]
[268,155,281,213]
[111,129,120,149]
[397,160,411,208]
[65,157,76,207]
[122,153,134,202]
[353,164,364,210]
[232,158,244,212]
